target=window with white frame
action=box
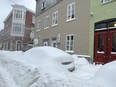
[101,0,112,4]
[52,11,58,26]
[51,40,57,47]
[41,0,46,10]
[12,23,24,33]
[14,10,23,19]
[32,16,35,23]
[67,2,75,21]
[66,34,74,52]
[36,19,41,32]
[44,15,49,29]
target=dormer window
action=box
[41,0,46,10]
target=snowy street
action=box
[0,47,116,87]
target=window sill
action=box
[52,24,58,27]
[97,51,104,54]
[66,18,75,23]
[95,28,107,31]
[101,0,113,5]
[108,27,116,29]
[65,50,74,53]
[36,29,40,32]
[44,27,49,29]
[111,52,116,54]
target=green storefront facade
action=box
[90,0,116,63]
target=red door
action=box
[94,30,116,64]
[108,30,116,62]
[94,31,107,64]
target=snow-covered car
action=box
[23,46,75,72]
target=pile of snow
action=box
[0,46,116,87]
[0,66,19,87]
[89,61,116,87]
[0,56,41,87]
[72,54,101,79]
[0,50,23,59]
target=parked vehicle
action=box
[23,46,75,72]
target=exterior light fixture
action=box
[114,22,116,27]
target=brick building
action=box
[0,5,35,51]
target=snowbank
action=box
[0,56,41,87]
[72,54,101,80]
[0,47,116,87]
[0,66,19,87]
[90,61,116,87]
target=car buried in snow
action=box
[23,46,75,72]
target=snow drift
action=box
[0,47,116,87]
[89,61,116,87]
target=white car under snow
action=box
[23,46,75,72]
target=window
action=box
[41,0,46,10]
[112,33,116,52]
[66,34,74,52]
[101,0,112,4]
[52,11,58,26]
[67,2,75,21]
[95,23,107,29]
[98,34,104,52]
[36,19,41,32]
[12,23,24,33]
[51,41,57,47]
[44,15,49,29]
[32,16,35,23]
[14,10,23,19]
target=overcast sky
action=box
[0,0,36,30]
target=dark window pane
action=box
[71,35,73,40]
[67,46,69,50]
[70,46,73,50]
[112,33,116,52]
[98,34,104,52]
[67,36,69,40]
[95,23,107,29]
